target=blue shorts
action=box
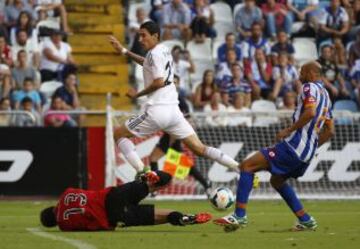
[260,141,309,179]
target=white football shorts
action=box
[125,104,195,139]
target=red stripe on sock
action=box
[295,209,305,217]
[236,202,247,209]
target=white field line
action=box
[26,227,97,249]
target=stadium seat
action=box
[212,39,223,61]
[213,21,236,41]
[210,2,233,24]
[161,39,184,50]
[333,100,359,112]
[186,38,212,61]
[233,3,245,20]
[291,21,305,34]
[251,100,279,126]
[293,38,318,65]
[40,81,63,98]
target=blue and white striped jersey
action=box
[285,81,332,163]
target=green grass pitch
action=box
[0,200,359,249]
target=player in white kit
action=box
[109,21,238,181]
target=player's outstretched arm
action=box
[318,119,335,147]
[276,107,316,141]
[108,36,145,66]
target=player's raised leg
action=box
[182,134,239,171]
[213,151,269,232]
[270,175,317,231]
[114,124,146,173]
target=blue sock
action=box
[276,183,311,222]
[235,172,254,218]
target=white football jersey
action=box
[142,43,179,106]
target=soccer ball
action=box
[209,187,235,211]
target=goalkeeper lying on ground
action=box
[40,171,211,231]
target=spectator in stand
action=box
[317,44,350,101]
[242,22,271,64]
[271,30,295,65]
[204,92,228,127]
[234,0,263,39]
[318,0,350,46]
[350,59,360,104]
[270,52,301,101]
[0,34,13,66]
[279,91,296,110]
[53,73,80,110]
[12,77,42,112]
[12,50,39,89]
[36,0,70,33]
[40,29,75,82]
[348,0,360,40]
[12,96,41,127]
[190,0,216,43]
[44,95,77,127]
[149,0,171,24]
[216,48,239,83]
[220,63,252,108]
[0,62,11,98]
[10,11,37,47]
[217,33,242,63]
[128,7,150,49]
[193,69,217,110]
[4,0,37,28]
[261,0,292,39]
[0,16,10,43]
[0,97,12,126]
[286,0,321,29]
[12,29,40,68]
[245,48,272,100]
[172,46,195,97]
[162,0,192,41]
[349,32,360,67]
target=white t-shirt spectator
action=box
[174,59,191,92]
[12,39,39,66]
[40,39,71,72]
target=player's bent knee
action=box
[270,175,285,190]
[240,160,254,173]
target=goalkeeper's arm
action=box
[318,119,335,147]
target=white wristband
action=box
[121,47,128,54]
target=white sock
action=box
[204,146,239,170]
[117,138,144,172]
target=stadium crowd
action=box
[0,0,79,127]
[127,0,360,126]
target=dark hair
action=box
[0,97,10,105]
[171,45,182,53]
[225,32,235,39]
[251,21,262,28]
[231,63,241,69]
[140,21,160,40]
[17,49,26,56]
[23,77,33,83]
[40,206,57,227]
[276,29,286,35]
[21,96,33,105]
[321,44,332,51]
[174,74,180,81]
[16,11,33,37]
[16,28,28,37]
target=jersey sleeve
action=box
[301,83,317,108]
[149,51,166,80]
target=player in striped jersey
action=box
[214,61,335,232]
